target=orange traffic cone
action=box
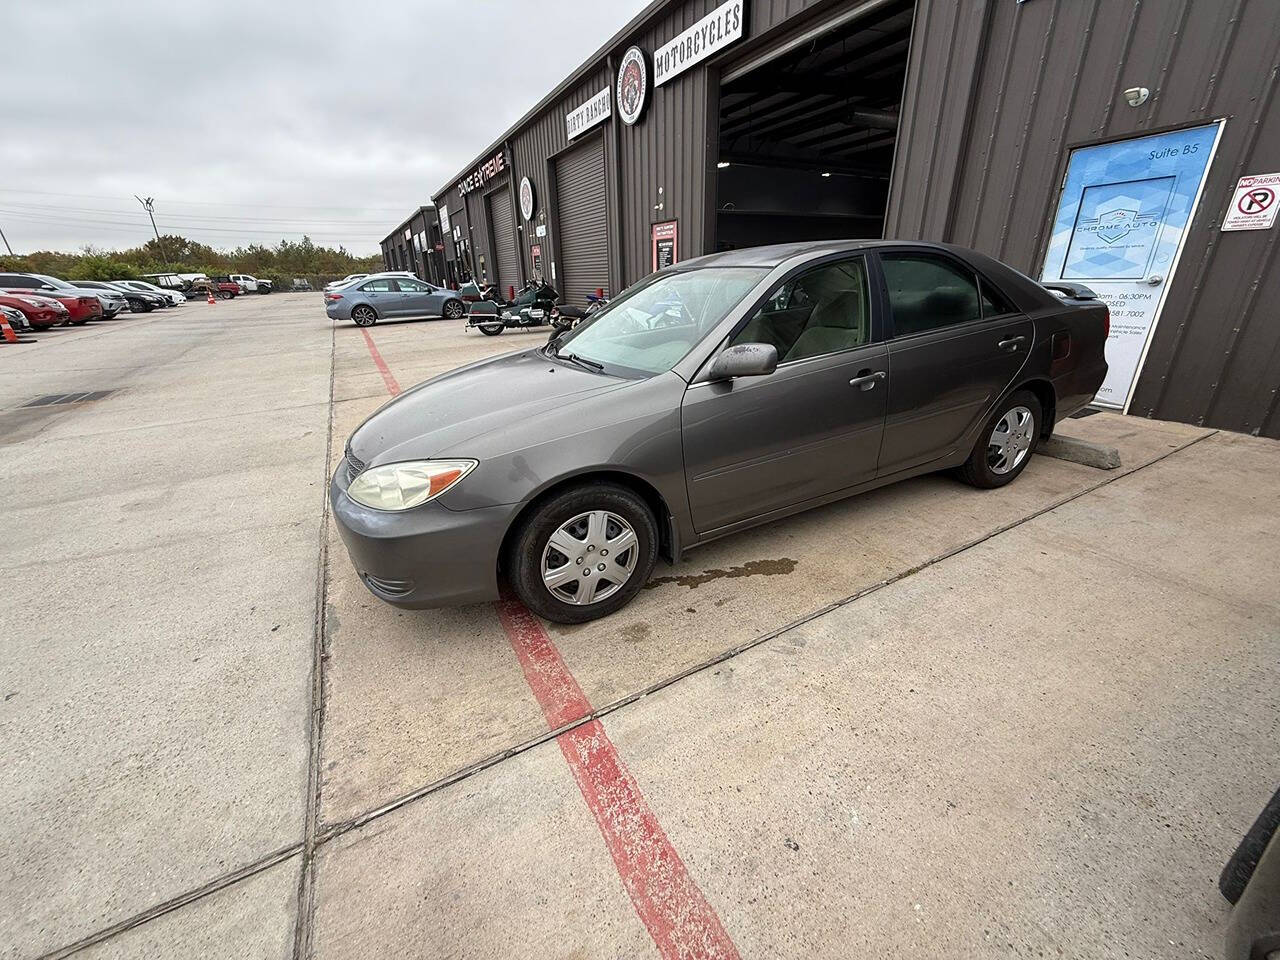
[207,289,216,305]
[0,315,17,343]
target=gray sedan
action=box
[331,240,1108,623]
[324,274,466,326]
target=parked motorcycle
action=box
[465,281,562,336]
[550,291,610,333]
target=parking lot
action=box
[2,293,1278,959]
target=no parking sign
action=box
[1222,172,1280,231]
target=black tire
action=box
[478,322,503,336]
[508,483,659,624]
[352,305,377,327]
[957,388,1042,489]
[218,291,232,300]
[1219,786,1280,904]
[442,299,465,320]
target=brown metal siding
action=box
[889,0,1280,437]
[433,0,836,294]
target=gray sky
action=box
[3,0,644,256]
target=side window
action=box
[2,275,39,288]
[731,257,871,363]
[881,254,981,337]
[397,278,429,292]
[361,278,397,292]
[979,277,1018,318]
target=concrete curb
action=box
[1038,434,1122,470]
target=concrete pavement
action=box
[2,296,1276,958]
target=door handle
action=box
[849,370,886,391]
[998,336,1027,352]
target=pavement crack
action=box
[30,844,303,960]
[291,317,338,960]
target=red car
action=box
[0,292,71,329]
[2,289,100,325]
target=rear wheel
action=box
[218,291,232,300]
[958,389,1042,489]
[508,483,658,624]
[352,305,377,327]
[478,322,503,336]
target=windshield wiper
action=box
[551,347,604,371]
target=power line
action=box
[0,200,397,226]
[0,187,418,212]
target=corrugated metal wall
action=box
[433,0,832,296]
[889,0,1280,437]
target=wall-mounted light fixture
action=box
[1123,86,1150,107]
[821,171,832,178]
[716,161,731,169]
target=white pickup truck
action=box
[229,274,273,294]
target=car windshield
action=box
[555,267,768,377]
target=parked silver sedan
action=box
[324,273,466,326]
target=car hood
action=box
[349,347,633,465]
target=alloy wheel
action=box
[987,405,1034,475]
[444,300,463,320]
[540,510,639,605]
[353,307,376,327]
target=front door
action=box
[394,277,434,317]
[876,250,1035,475]
[1040,122,1223,410]
[681,255,888,534]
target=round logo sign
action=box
[616,46,649,126]
[519,176,536,221]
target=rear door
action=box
[874,250,1034,476]
[360,277,401,316]
[681,255,888,534]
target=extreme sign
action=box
[654,0,744,87]
[566,87,611,140]
[458,150,508,197]
[1222,172,1280,231]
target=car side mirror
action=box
[707,342,778,380]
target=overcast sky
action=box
[3,0,644,257]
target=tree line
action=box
[0,235,384,288]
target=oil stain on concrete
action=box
[645,557,798,590]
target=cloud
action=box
[2,0,643,255]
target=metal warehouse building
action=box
[433,0,1280,438]
[379,205,446,286]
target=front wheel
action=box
[352,305,377,327]
[957,389,1042,489]
[508,483,658,624]
[478,322,503,336]
[442,299,464,320]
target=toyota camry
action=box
[331,240,1108,623]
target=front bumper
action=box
[329,462,513,609]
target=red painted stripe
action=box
[496,596,741,960]
[360,328,401,396]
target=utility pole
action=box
[135,195,170,270]
[0,221,13,257]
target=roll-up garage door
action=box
[554,136,609,307]
[486,189,519,297]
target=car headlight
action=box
[346,459,477,511]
